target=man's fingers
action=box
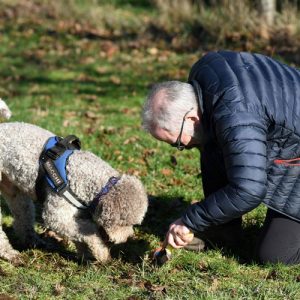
[164,220,194,249]
[168,233,185,249]
[167,233,177,248]
[173,234,187,247]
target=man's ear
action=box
[185,109,200,125]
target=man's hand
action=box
[164,218,194,249]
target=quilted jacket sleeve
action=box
[181,111,268,232]
[200,143,228,197]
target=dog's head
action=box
[92,174,148,244]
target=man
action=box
[142,50,300,265]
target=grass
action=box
[0,1,300,299]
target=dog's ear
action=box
[93,174,148,230]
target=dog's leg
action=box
[73,241,94,260]
[5,191,43,249]
[43,198,110,262]
[0,202,20,261]
[105,226,134,244]
[55,218,110,262]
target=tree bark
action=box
[260,0,276,26]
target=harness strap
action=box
[44,135,81,160]
[40,135,120,212]
[40,135,87,209]
[62,190,87,209]
[41,136,80,191]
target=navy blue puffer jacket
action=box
[181,50,300,233]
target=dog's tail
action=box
[0,98,12,121]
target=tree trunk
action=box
[260,0,276,26]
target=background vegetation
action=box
[0,0,300,299]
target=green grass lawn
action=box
[0,1,300,299]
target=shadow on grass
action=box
[110,238,150,264]
[208,224,263,265]
[1,194,263,266]
[110,194,188,264]
[138,194,265,265]
[2,223,80,263]
[142,195,190,239]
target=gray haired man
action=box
[142,50,300,265]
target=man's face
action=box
[150,91,202,150]
[151,126,199,150]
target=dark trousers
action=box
[256,209,300,265]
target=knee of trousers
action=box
[256,245,300,265]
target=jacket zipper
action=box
[274,158,300,166]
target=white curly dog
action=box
[0,99,148,263]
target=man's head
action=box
[142,81,202,149]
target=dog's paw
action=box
[92,247,111,263]
[0,249,20,263]
[74,242,95,261]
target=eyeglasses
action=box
[170,109,193,151]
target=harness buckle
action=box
[45,148,61,160]
[56,183,68,195]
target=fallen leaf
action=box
[84,127,96,135]
[30,108,49,117]
[63,120,79,127]
[110,75,121,85]
[170,178,184,186]
[127,169,141,176]
[96,66,108,74]
[121,107,139,115]
[76,73,95,82]
[82,95,98,102]
[0,294,16,300]
[160,168,173,176]
[85,111,98,119]
[80,56,95,65]
[198,261,209,272]
[135,158,146,165]
[147,47,158,55]
[142,149,157,157]
[208,277,219,292]
[101,41,119,57]
[99,126,117,134]
[123,136,139,145]
[64,111,77,118]
[266,270,277,280]
[53,283,65,296]
[143,281,166,293]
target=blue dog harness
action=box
[40,135,120,212]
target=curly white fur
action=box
[0,101,148,263]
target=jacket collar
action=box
[188,80,211,150]
[189,79,204,116]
